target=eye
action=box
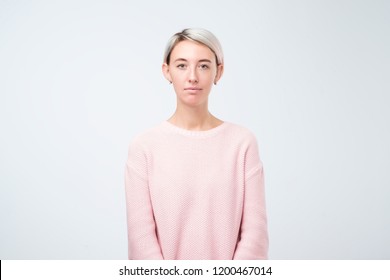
[199,64,210,70]
[177,64,186,69]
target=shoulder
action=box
[224,121,259,145]
[225,123,264,170]
[132,123,163,142]
[127,122,166,153]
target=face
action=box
[162,40,223,108]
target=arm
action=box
[233,137,269,260]
[124,141,163,260]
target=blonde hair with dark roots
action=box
[163,28,224,65]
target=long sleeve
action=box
[124,141,163,260]
[233,137,269,260]
[124,121,268,260]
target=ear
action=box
[214,64,224,84]
[162,63,172,83]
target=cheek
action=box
[202,72,216,84]
[170,70,185,81]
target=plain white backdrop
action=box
[1,0,389,259]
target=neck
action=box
[168,103,222,131]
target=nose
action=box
[188,68,199,84]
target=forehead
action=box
[170,40,215,61]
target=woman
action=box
[125,28,268,259]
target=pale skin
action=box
[162,40,224,131]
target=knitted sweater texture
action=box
[125,121,268,259]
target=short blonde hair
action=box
[163,28,224,65]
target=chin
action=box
[179,98,207,107]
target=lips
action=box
[184,87,202,90]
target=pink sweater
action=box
[125,121,268,259]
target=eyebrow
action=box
[173,58,212,63]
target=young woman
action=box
[125,28,268,259]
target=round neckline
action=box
[162,120,228,138]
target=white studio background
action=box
[0,0,389,259]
